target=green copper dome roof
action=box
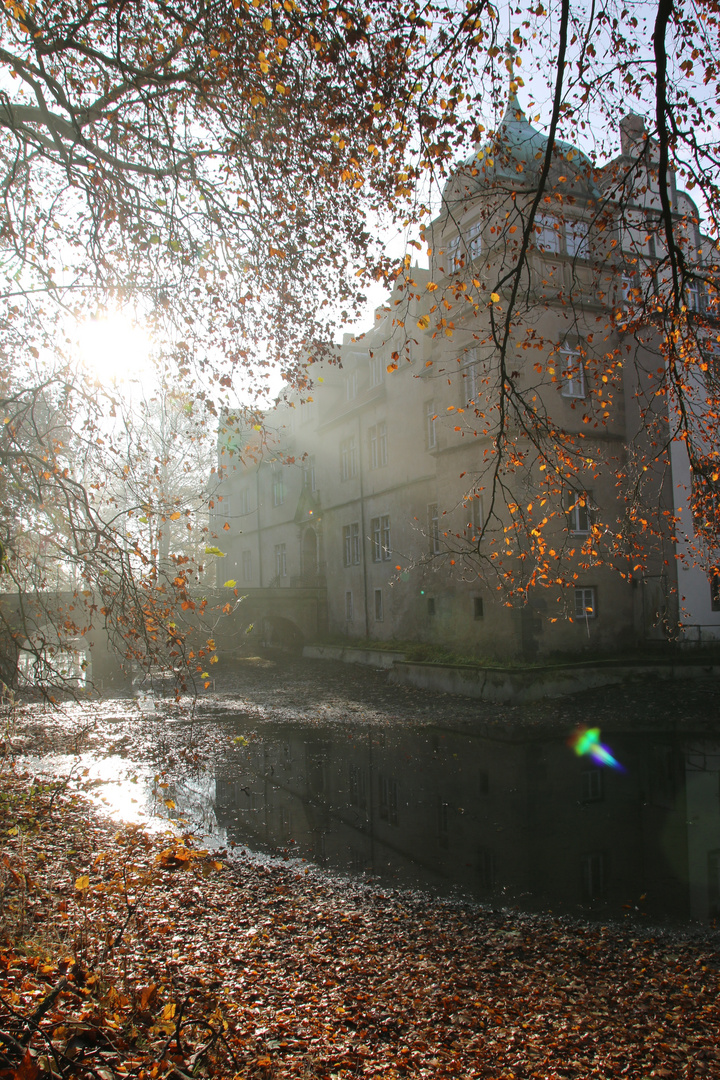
[470,92,599,202]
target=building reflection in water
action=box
[214,721,720,923]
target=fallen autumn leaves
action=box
[1,765,719,1080]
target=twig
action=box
[19,976,68,1047]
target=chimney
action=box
[620,114,647,156]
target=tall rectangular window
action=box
[371,515,391,562]
[345,590,354,621]
[369,422,388,468]
[560,347,586,398]
[349,763,367,809]
[343,522,360,566]
[378,774,399,826]
[374,588,384,621]
[271,466,284,506]
[346,371,358,401]
[238,488,250,516]
[711,573,720,612]
[687,279,703,312]
[621,271,640,309]
[574,586,596,620]
[446,233,460,269]
[274,543,287,578]
[369,354,383,387]
[565,491,591,535]
[426,401,437,450]
[566,219,590,258]
[340,437,357,481]
[535,214,561,253]
[378,421,388,466]
[464,493,483,540]
[241,549,252,582]
[581,852,606,900]
[467,219,482,258]
[428,502,441,554]
[582,768,604,802]
[460,351,479,406]
[369,424,378,470]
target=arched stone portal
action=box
[262,615,304,652]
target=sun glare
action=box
[77,311,154,390]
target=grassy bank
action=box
[1,764,719,1079]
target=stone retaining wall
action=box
[302,644,720,702]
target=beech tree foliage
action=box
[0,0,719,686]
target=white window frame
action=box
[371,515,391,562]
[466,219,482,259]
[687,278,703,312]
[459,348,479,405]
[446,233,460,269]
[621,271,640,310]
[342,522,360,566]
[465,493,483,538]
[271,466,284,507]
[566,219,590,258]
[369,353,383,388]
[565,491,591,535]
[340,436,357,481]
[574,586,596,620]
[378,420,388,467]
[369,424,378,470]
[560,347,586,399]
[346,371,358,401]
[535,214,561,254]
[426,401,437,450]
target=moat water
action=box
[15,658,720,925]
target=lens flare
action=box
[569,726,624,771]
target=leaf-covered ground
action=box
[1,764,719,1080]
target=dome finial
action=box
[503,37,525,122]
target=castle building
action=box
[215,99,720,660]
